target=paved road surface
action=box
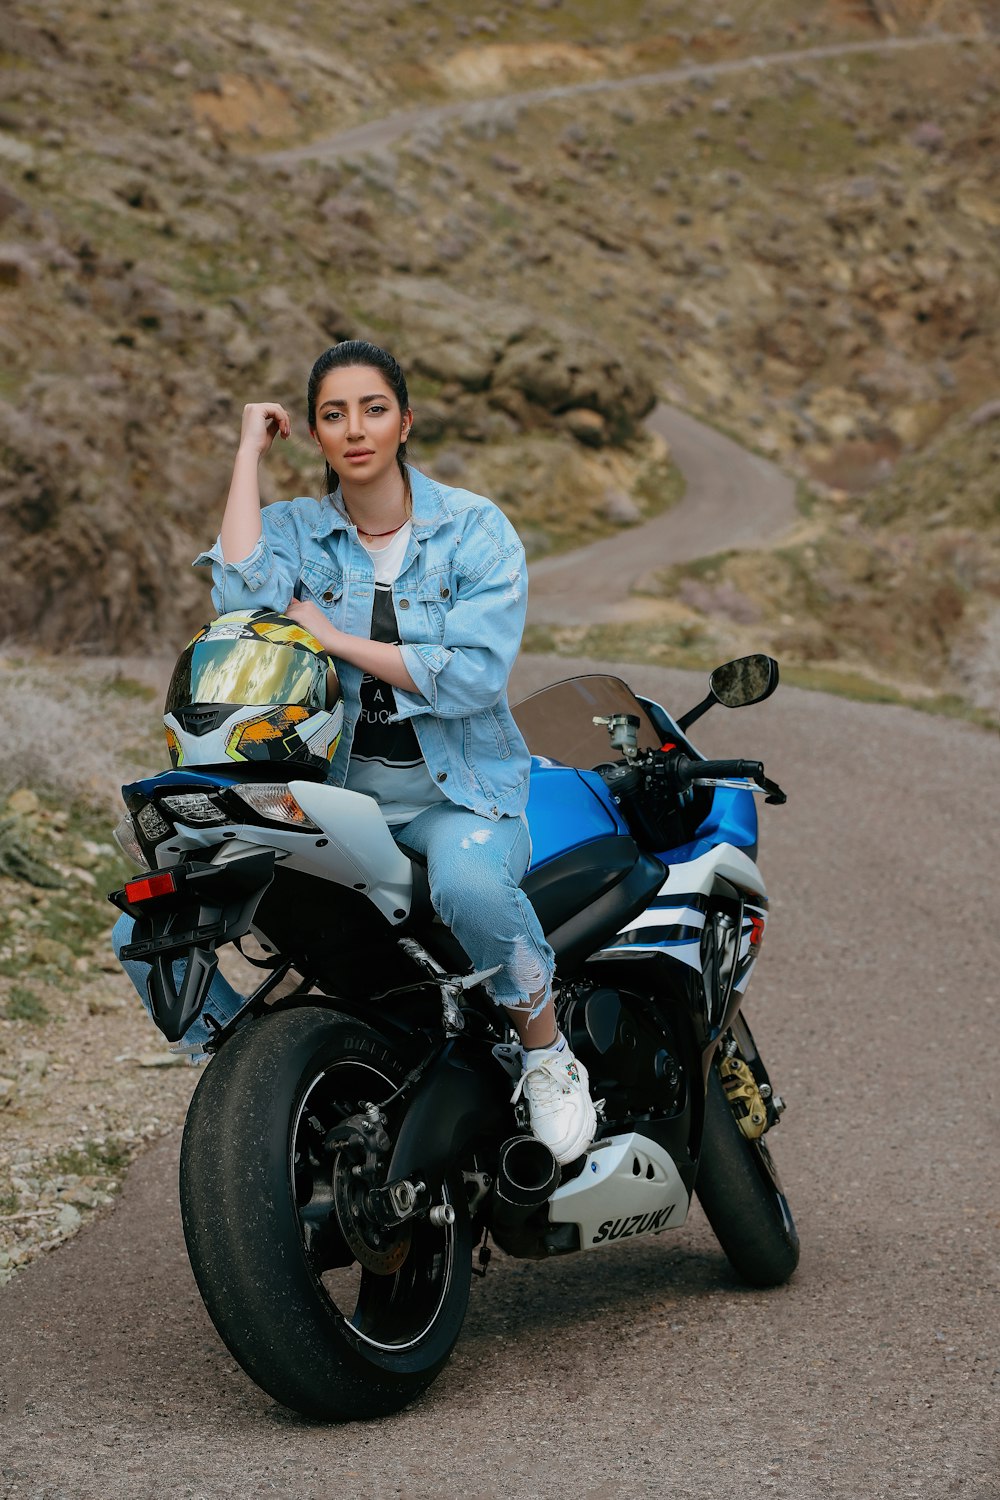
[527,403,797,625]
[1,657,996,1499]
[267,36,970,168]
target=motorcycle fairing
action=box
[125,773,417,926]
[522,835,643,933]
[543,850,666,973]
[651,783,760,866]
[547,1132,690,1250]
[604,845,767,972]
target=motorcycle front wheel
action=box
[695,1061,800,1289]
[179,1006,473,1421]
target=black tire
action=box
[179,1006,473,1421]
[695,1063,800,1288]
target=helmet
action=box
[163,610,343,775]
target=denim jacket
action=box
[194,467,531,820]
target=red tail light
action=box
[124,871,178,903]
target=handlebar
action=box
[600,751,787,806]
[685,756,763,783]
[669,753,787,805]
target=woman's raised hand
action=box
[239,402,291,458]
[220,403,290,562]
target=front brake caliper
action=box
[719,1056,768,1140]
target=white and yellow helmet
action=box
[163,610,343,775]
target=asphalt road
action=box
[266,36,969,168]
[527,403,797,626]
[1,655,997,1499]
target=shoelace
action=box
[510,1054,570,1107]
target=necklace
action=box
[356,521,406,539]
[343,475,411,541]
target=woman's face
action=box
[311,364,412,488]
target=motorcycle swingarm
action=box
[385,1037,513,1186]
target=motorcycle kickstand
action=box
[471,1226,493,1280]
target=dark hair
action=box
[307,340,410,499]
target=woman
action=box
[128,340,596,1165]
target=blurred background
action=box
[0,0,997,778]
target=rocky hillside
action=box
[529,403,999,717]
[0,0,997,709]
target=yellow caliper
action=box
[719,1056,768,1140]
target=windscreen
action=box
[511,675,664,769]
[166,638,329,713]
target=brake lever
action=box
[760,775,787,805]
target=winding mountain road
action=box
[1,30,997,1500]
[527,402,797,625]
[268,34,969,168]
[264,29,970,628]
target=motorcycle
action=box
[109,651,798,1421]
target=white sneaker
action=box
[511,1044,597,1166]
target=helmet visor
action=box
[166,638,330,714]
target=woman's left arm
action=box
[394,534,528,719]
[284,599,419,693]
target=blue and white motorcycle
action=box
[110,650,798,1421]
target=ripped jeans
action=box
[111,803,555,1050]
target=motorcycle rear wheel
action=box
[179,1006,473,1421]
[695,1062,800,1288]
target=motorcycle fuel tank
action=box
[525,762,628,870]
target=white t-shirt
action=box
[343,523,447,827]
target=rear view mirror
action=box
[709,655,779,709]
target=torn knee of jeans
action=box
[486,935,552,1016]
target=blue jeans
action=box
[111,805,555,1045]
[399,803,554,1016]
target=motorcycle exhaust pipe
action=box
[494,1135,560,1220]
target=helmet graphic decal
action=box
[226,705,316,762]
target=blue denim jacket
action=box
[194,466,531,820]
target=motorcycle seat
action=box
[396,833,662,953]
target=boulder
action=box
[563,408,608,446]
[601,486,641,524]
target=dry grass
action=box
[0,654,166,814]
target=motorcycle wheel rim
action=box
[290,1058,457,1355]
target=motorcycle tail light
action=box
[113,815,144,869]
[136,802,172,842]
[160,792,228,825]
[232,784,319,830]
[124,871,178,903]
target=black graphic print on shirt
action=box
[350,585,422,769]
